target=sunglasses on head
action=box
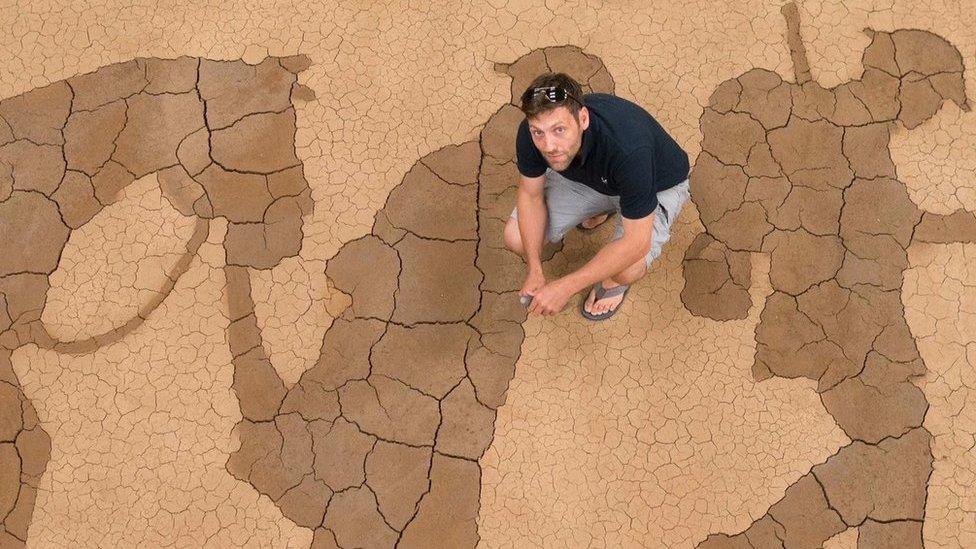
[525,85,583,107]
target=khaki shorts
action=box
[510,169,691,267]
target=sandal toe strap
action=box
[594,283,629,301]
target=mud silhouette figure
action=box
[687,4,975,546]
[225,46,614,548]
[0,55,313,545]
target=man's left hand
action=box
[527,278,575,316]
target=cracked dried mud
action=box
[2,0,976,547]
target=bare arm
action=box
[516,174,547,273]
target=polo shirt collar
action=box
[577,124,595,166]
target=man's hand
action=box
[527,278,574,316]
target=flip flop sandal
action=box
[576,211,616,231]
[580,282,630,321]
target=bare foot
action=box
[583,278,626,316]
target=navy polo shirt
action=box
[516,93,689,219]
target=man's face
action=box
[527,105,589,171]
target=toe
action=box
[597,295,620,314]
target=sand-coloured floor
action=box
[1,0,976,547]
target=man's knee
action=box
[611,257,648,285]
[504,217,524,255]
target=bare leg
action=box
[579,212,610,229]
[503,217,525,256]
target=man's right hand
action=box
[520,269,547,305]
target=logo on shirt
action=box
[601,176,608,185]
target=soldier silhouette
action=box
[690,3,975,546]
[225,45,619,548]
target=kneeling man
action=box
[505,73,691,320]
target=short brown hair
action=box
[519,73,584,119]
